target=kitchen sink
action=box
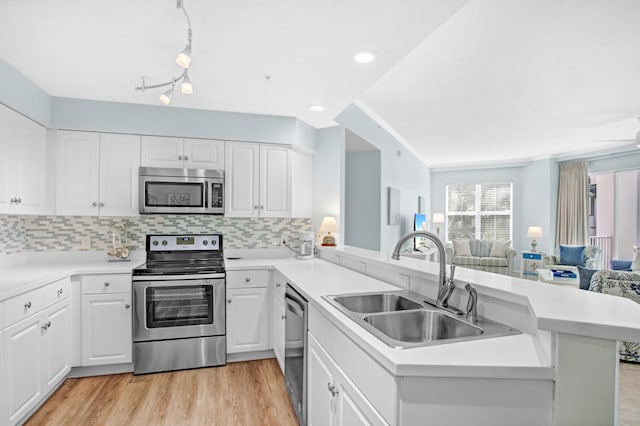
[363,310,482,345]
[323,290,520,349]
[330,292,423,313]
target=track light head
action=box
[181,71,193,94]
[176,43,191,68]
[159,84,174,105]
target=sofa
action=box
[589,269,640,362]
[445,239,516,275]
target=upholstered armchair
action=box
[544,245,601,270]
[589,270,640,362]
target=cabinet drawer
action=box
[227,270,270,288]
[523,253,543,260]
[82,274,131,294]
[43,277,71,307]
[3,288,43,328]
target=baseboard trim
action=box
[68,362,134,378]
[227,349,275,363]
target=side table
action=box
[521,251,545,277]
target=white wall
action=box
[312,127,345,242]
[335,104,430,253]
[345,150,381,251]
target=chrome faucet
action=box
[391,231,456,310]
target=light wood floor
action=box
[25,359,640,425]
[26,359,298,426]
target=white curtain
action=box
[556,161,589,246]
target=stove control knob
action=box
[203,240,208,246]
[211,240,217,246]
[162,240,168,246]
[152,241,159,246]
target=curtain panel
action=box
[555,161,588,246]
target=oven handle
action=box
[133,273,226,281]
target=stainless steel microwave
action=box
[139,167,224,214]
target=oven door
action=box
[140,175,209,214]
[133,277,225,342]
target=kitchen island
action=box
[225,245,640,426]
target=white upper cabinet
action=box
[0,104,48,215]
[141,136,224,169]
[56,131,140,216]
[225,141,291,217]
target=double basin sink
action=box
[323,290,520,349]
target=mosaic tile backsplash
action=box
[0,214,312,255]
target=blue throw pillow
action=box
[577,266,597,290]
[559,245,585,266]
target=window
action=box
[446,183,512,241]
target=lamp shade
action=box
[318,216,338,233]
[527,226,543,238]
[432,213,445,224]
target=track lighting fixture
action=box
[135,0,194,104]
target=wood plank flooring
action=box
[25,358,640,425]
[26,359,298,426]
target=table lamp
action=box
[432,213,445,239]
[319,216,338,246]
[527,226,543,252]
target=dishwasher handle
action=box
[286,296,305,318]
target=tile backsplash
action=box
[0,214,312,255]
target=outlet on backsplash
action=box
[79,236,91,250]
[281,232,290,246]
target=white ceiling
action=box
[2,0,640,166]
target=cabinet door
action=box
[81,293,132,366]
[0,105,12,212]
[225,142,260,217]
[227,287,269,353]
[260,145,291,217]
[184,139,224,169]
[140,136,184,168]
[308,335,336,426]
[56,131,100,216]
[3,316,42,425]
[99,134,141,216]
[41,302,71,392]
[272,294,285,373]
[13,112,47,214]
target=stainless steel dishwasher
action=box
[284,284,308,425]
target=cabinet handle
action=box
[254,205,258,210]
[260,205,264,210]
[281,314,286,320]
[227,299,232,303]
[184,155,189,160]
[99,202,105,208]
[17,197,21,204]
[24,301,32,309]
[57,288,64,296]
[178,155,183,160]
[276,283,281,288]
[104,282,110,287]
[124,304,131,309]
[41,321,51,331]
[245,277,251,282]
[327,383,339,397]
[92,202,98,207]
[10,197,15,204]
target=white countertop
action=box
[0,251,144,300]
[225,256,554,380]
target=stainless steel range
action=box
[132,233,226,375]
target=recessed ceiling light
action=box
[351,50,377,64]
[309,105,325,112]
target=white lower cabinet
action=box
[2,299,71,426]
[226,287,269,353]
[81,293,132,366]
[308,333,386,426]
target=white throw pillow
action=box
[632,247,640,272]
[453,239,472,256]
[489,240,511,258]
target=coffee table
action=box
[536,268,579,287]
